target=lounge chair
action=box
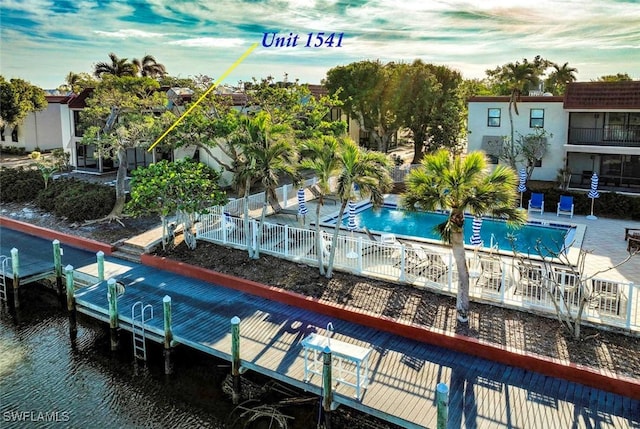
[514,261,546,300]
[309,184,339,205]
[550,266,580,307]
[528,193,545,214]
[407,243,449,284]
[625,227,640,253]
[476,255,503,292]
[268,196,300,219]
[592,279,627,317]
[557,195,574,218]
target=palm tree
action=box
[401,150,525,323]
[132,55,167,78]
[546,62,578,95]
[237,111,298,259]
[325,139,393,278]
[503,61,536,169]
[300,136,342,275]
[94,53,137,78]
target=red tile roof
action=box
[306,84,328,99]
[564,81,640,109]
[67,88,94,109]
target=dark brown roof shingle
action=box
[564,81,640,109]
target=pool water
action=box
[339,205,574,257]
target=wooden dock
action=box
[74,263,639,428]
[1,225,639,428]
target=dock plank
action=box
[3,226,638,429]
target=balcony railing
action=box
[568,126,640,147]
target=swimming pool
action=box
[330,204,576,257]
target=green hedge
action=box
[0,167,45,203]
[35,178,115,222]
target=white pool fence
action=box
[195,203,638,334]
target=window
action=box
[0,126,4,142]
[11,126,18,142]
[488,108,501,127]
[530,109,544,128]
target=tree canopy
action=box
[325,60,464,157]
[0,76,47,128]
[395,60,464,163]
[80,75,167,220]
[325,60,403,153]
[94,53,167,80]
[126,158,227,249]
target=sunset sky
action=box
[1,0,638,89]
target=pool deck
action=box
[267,194,640,287]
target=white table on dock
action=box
[301,333,373,400]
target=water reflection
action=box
[0,287,231,429]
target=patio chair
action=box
[556,195,574,218]
[476,255,503,292]
[514,261,546,300]
[550,266,581,307]
[407,243,449,284]
[625,227,640,253]
[268,195,300,219]
[591,279,628,317]
[309,184,339,205]
[528,193,545,215]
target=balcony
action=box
[568,126,640,147]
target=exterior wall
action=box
[467,98,567,181]
[11,102,68,152]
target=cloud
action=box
[93,29,168,39]
[1,0,638,89]
[167,37,247,48]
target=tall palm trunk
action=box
[451,229,470,323]
[507,91,518,170]
[325,200,347,278]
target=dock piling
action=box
[436,382,449,429]
[231,316,241,404]
[96,251,105,282]
[11,248,19,308]
[107,278,119,351]
[322,346,333,429]
[163,295,173,375]
[65,265,77,339]
[53,240,63,299]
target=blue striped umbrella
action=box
[587,173,599,220]
[470,216,483,246]
[297,188,308,218]
[588,173,600,199]
[517,168,527,207]
[518,168,527,193]
[347,201,357,231]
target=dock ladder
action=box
[131,301,154,361]
[0,255,10,302]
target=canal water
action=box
[0,286,326,429]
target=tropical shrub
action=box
[0,167,44,202]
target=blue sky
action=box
[1,0,639,90]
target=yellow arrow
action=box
[148,42,259,151]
